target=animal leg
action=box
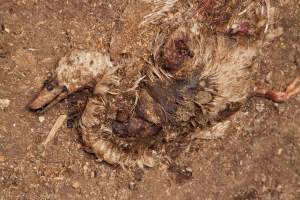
[254,76,300,103]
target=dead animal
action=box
[28,1,300,169]
[28,50,158,168]
[28,30,299,169]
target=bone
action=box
[42,114,67,148]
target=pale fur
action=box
[56,50,114,93]
[140,0,179,27]
[79,95,155,168]
[152,24,257,114]
[199,37,257,114]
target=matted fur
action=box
[140,0,179,27]
[79,95,155,168]
[152,24,257,116]
[199,37,257,114]
[56,50,114,93]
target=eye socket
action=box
[175,40,193,57]
[62,86,68,92]
[46,84,54,91]
[44,77,60,91]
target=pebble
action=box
[91,171,96,178]
[4,27,10,33]
[277,148,283,155]
[265,71,273,84]
[72,181,80,189]
[38,116,45,123]
[0,99,10,110]
[186,167,192,173]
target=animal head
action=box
[28,50,113,111]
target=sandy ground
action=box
[0,0,299,199]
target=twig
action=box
[126,75,146,92]
[130,91,140,114]
[42,115,67,148]
[238,2,254,16]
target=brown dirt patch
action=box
[0,0,299,199]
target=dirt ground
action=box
[0,0,299,199]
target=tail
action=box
[79,72,155,169]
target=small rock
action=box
[38,116,45,123]
[4,27,10,33]
[186,167,192,173]
[1,24,10,33]
[83,162,90,178]
[72,181,80,189]
[262,185,268,192]
[0,99,10,110]
[265,72,273,84]
[277,148,283,155]
[239,160,243,166]
[276,185,283,192]
[91,171,96,178]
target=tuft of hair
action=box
[93,68,120,96]
[56,50,114,93]
[139,0,179,27]
[79,96,156,169]
[199,36,257,114]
